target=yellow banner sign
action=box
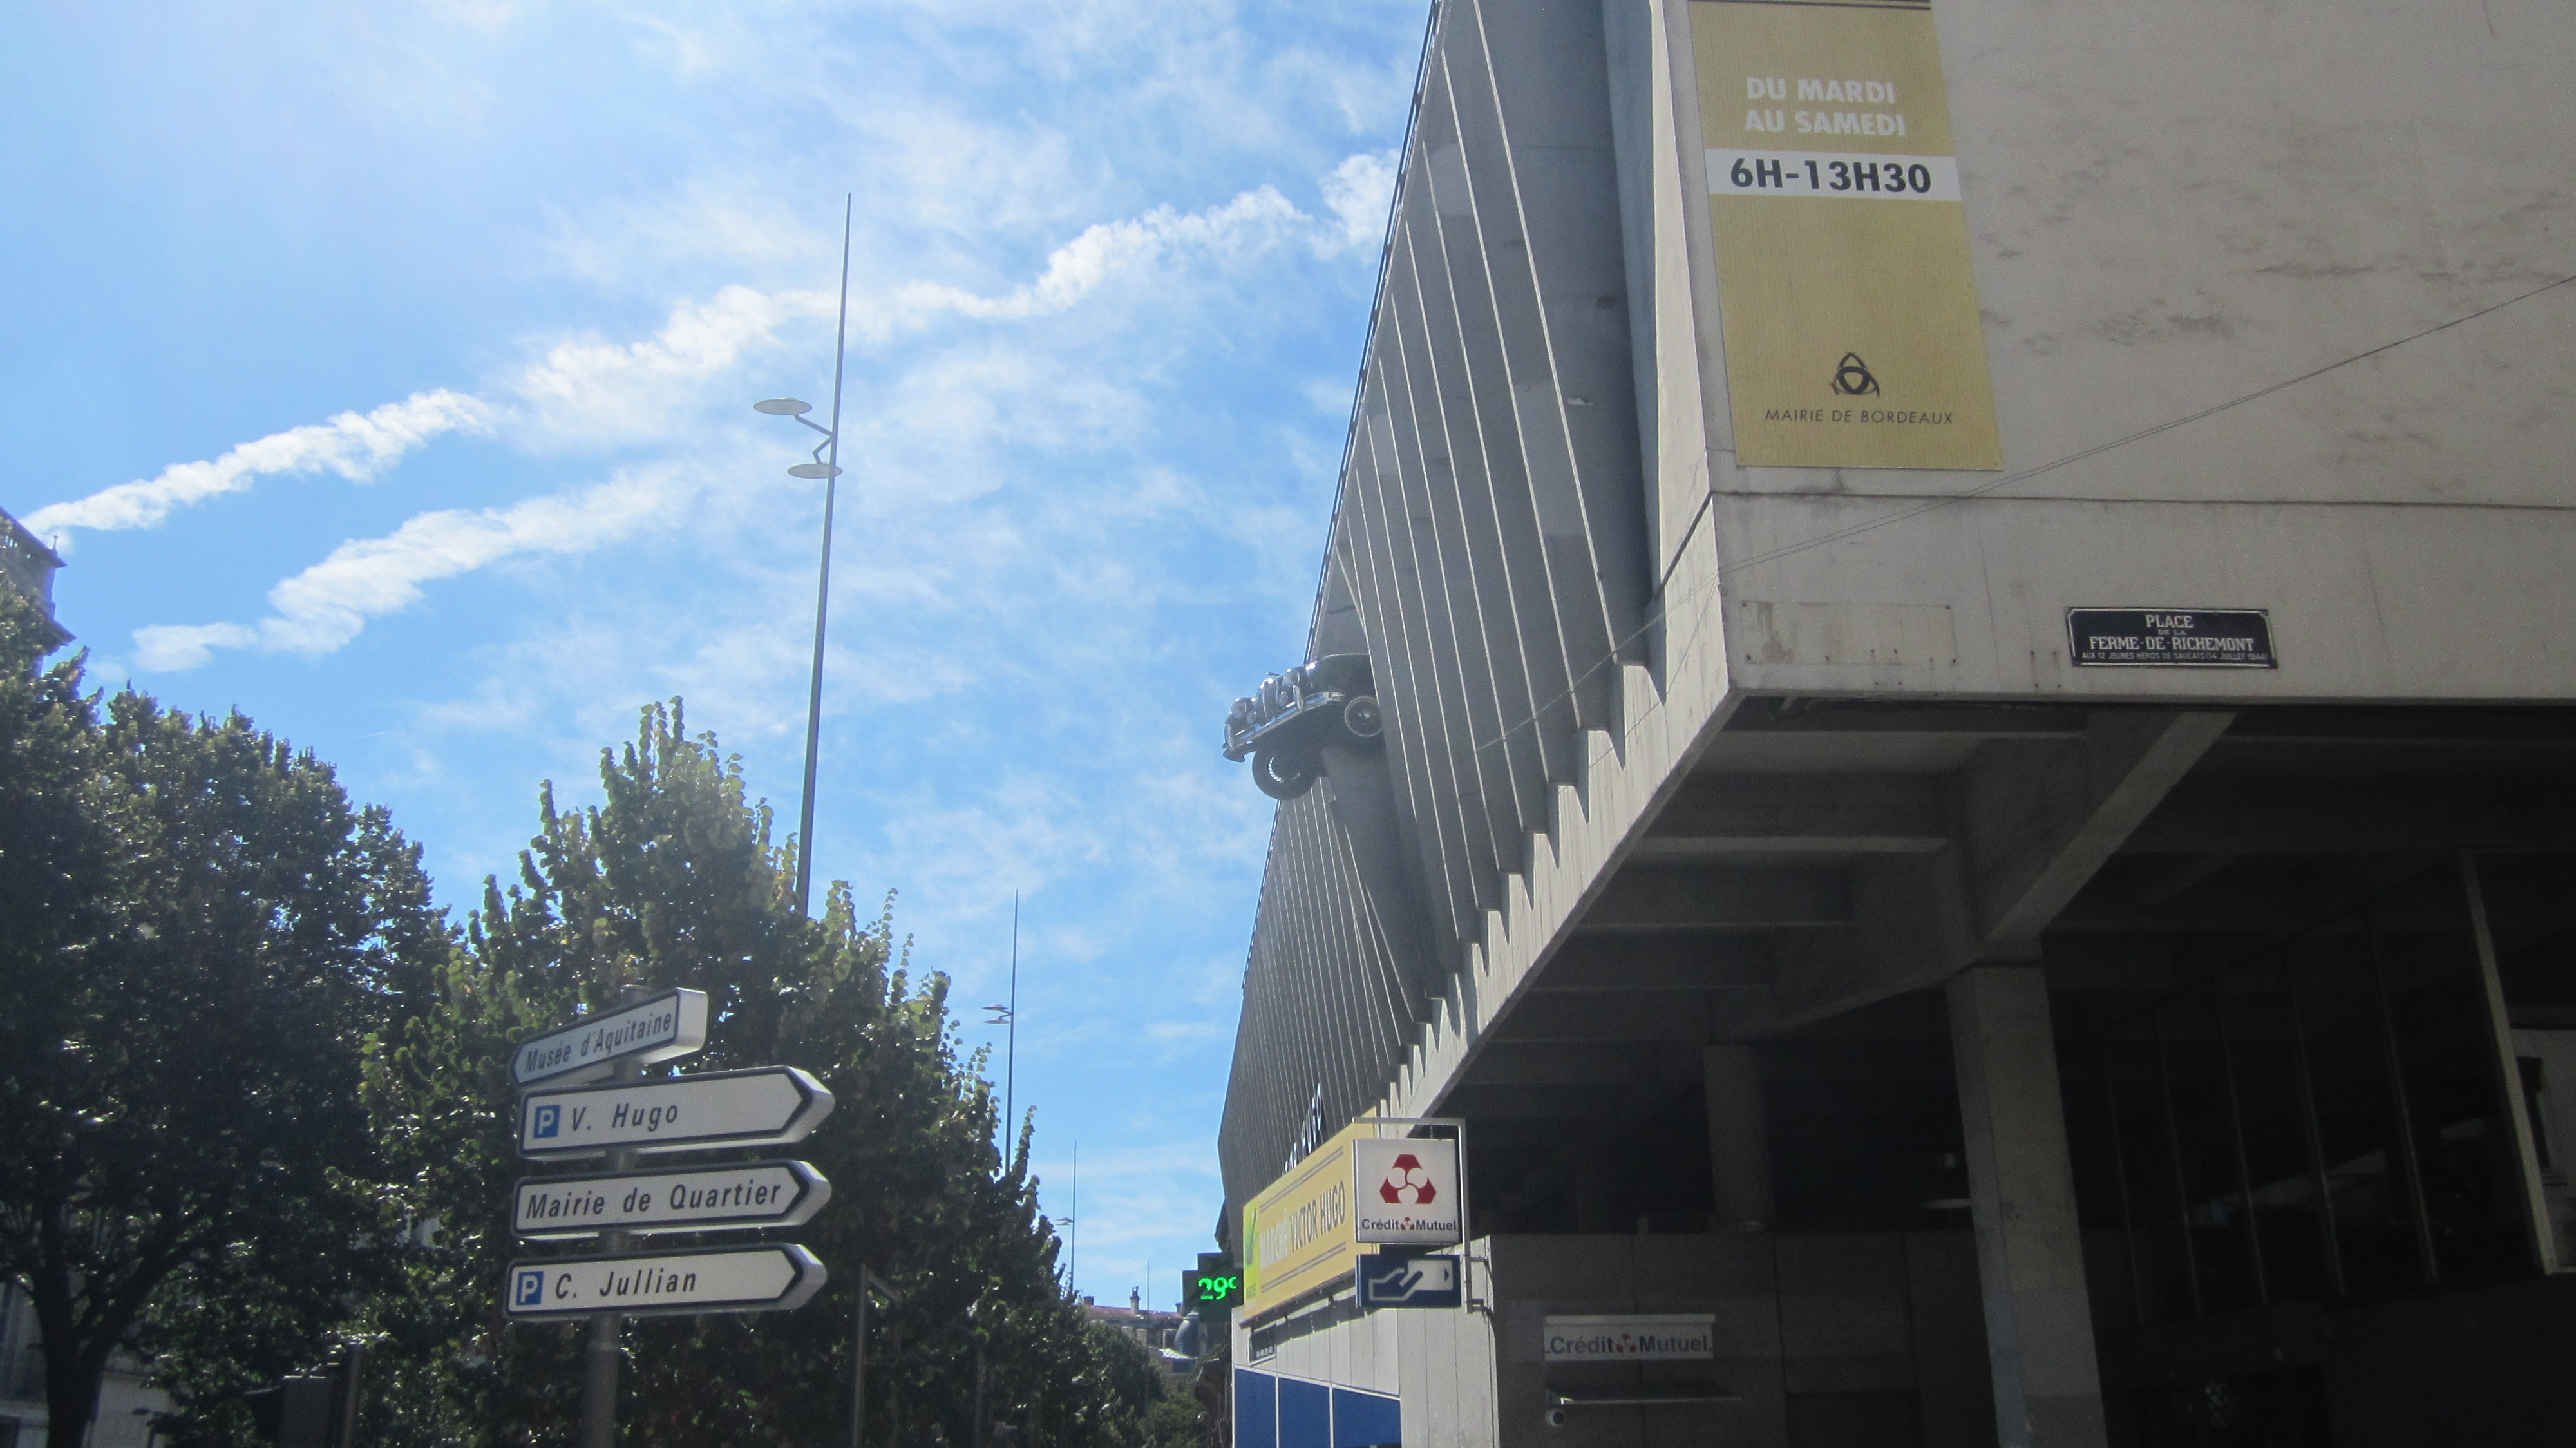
[1240,1125,1361,1317]
[1693,0,2000,470]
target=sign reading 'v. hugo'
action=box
[512,987,710,1088]
[518,1066,835,1158]
[1693,0,2002,469]
[2068,609,2277,668]
[514,1159,832,1239]
[504,1244,827,1320]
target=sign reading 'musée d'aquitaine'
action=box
[1694,0,2001,470]
[511,987,710,1087]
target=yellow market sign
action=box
[1240,1125,1363,1317]
[1692,0,2002,469]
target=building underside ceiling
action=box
[1437,699,2576,1217]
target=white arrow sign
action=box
[518,1067,835,1158]
[504,1244,827,1320]
[512,989,710,1088]
[513,1160,833,1239]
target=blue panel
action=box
[1236,1369,1277,1448]
[1279,1377,1332,1448]
[1331,1387,1403,1448]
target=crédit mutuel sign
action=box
[1242,1127,1462,1317]
[1542,1315,1719,1362]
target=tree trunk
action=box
[41,1340,108,1448]
[31,1268,109,1448]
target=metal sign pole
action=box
[578,1049,646,1446]
[849,1277,867,1448]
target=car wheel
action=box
[1340,694,1384,742]
[1251,748,1320,799]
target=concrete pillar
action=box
[1947,965,2109,1448]
[1573,1120,1625,1232]
[1704,1044,1774,1228]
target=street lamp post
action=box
[983,893,1020,1163]
[755,193,855,919]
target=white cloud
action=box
[884,184,1305,326]
[25,390,492,542]
[510,284,831,444]
[1318,150,1397,255]
[114,169,1381,675]
[133,465,688,670]
[43,170,1361,552]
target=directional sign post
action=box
[515,1159,833,1239]
[507,986,838,1448]
[519,1066,835,1158]
[512,988,710,1089]
[506,1244,828,1320]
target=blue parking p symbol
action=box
[514,1270,545,1308]
[533,1104,561,1138]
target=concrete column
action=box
[1573,1120,1625,1233]
[1704,1044,1774,1228]
[1947,965,2108,1448]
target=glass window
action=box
[2091,862,2541,1322]
[2106,1019,2195,1323]
[2282,920,2425,1302]
[2157,987,2264,1313]
[2222,973,2338,1307]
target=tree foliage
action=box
[363,702,1161,1447]
[0,590,447,1448]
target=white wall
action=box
[1645,0,2576,703]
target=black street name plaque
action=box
[2067,609,2275,668]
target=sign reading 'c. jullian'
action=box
[1693,0,2002,470]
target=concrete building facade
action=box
[1215,0,2576,1444]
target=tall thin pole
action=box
[1069,1143,1079,1296]
[578,988,649,1448]
[1005,893,1019,1158]
[794,195,854,919]
[848,1277,867,1448]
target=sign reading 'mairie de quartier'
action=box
[2067,609,2277,668]
[511,987,710,1087]
[513,1159,833,1239]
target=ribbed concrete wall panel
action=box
[1222,0,1653,1217]
[1218,786,1430,1207]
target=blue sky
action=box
[3,0,1423,1310]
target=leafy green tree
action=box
[0,591,448,1448]
[1141,1389,1213,1448]
[363,701,1144,1447]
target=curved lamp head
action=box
[787,462,843,479]
[754,397,813,416]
